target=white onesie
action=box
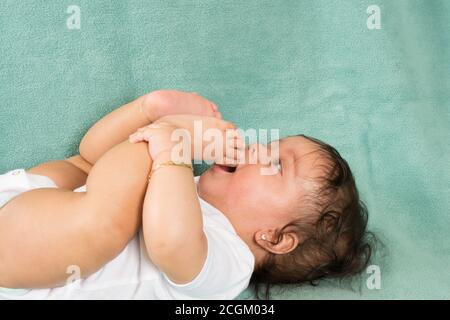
[0,169,255,300]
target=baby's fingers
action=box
[128,132,145,143]
[129,127,153,143]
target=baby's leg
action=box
[80,90,219,164]
[27,155,92,191]
[0,141,151,289]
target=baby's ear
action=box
[254,230,299,255]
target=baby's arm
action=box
[129,116,242,284]
[0,140,151,288]
[144,151,207,284]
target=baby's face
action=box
[198,136,326,237]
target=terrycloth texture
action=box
[0,0,449,299]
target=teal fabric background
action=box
[0,0,449,299]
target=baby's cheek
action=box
[226,178,249,207]
[229,177,267,209]
[228,181,248,201]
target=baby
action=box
[0,90,371,299]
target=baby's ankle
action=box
[140,92,161,122]
[140,90,175,122]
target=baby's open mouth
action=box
[213,164,237,173]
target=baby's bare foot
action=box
[141,90,221,122]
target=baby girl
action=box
[0,90,371,299]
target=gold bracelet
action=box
[149,161,193,180]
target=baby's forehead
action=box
[275,136,332,176]
[274,135,321,156]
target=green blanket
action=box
[0,0,449,299]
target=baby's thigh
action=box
[27,155,91,190]
[0,186,129,289]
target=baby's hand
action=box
[128,121,180,161]
[128,115,245,165]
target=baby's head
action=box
[198,135,372,298]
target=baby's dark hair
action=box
[250,134,372,299]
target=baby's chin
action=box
[197,168,213,198]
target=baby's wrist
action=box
[151,149,191,166]
[151,150,173,166]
